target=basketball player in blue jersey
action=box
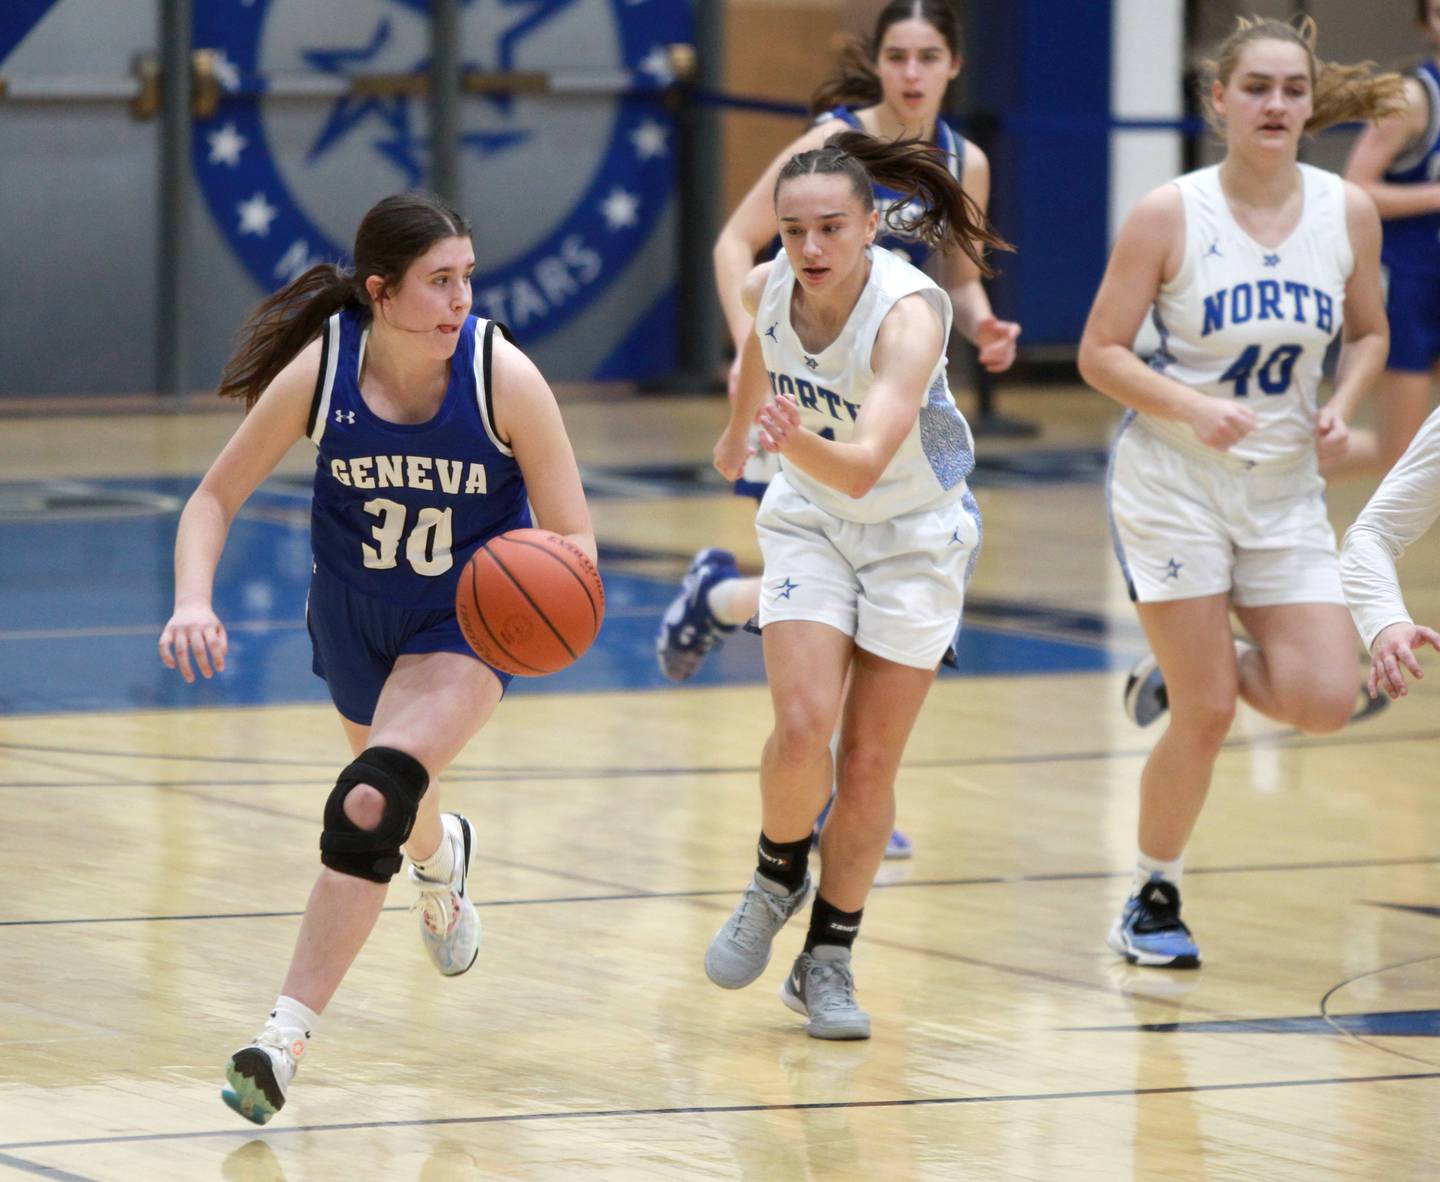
[1330,0,1440,478]
[703,130,1008,1039]
[657,0,1019,859]
[1079,18,1401,969]
[159,192,595,1123]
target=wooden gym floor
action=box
[1,384,1437,1180]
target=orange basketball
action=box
[455,528,605,676]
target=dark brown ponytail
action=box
[216,191,471,409]
[777,129,1012,277]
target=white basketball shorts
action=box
[1108,416,1343,606]
[754,474,981,668]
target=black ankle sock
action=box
[805,893,863,953]
[755,830,811,895]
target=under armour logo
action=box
[1263,253,1281,267]
[764,322,779,341]
[804,356,819,370]
[334,409,355,425]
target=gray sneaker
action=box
[780,947,871,1040]
[705,872,812,989]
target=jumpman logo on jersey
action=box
[1263,253,1281,267]
[774,577,799,600]
[804,356,819,370]
[1164,557,1183,581]
[1205,241,1223,259]
[949,525,965,545]
[334,409,355,425]
[764,322,779,342]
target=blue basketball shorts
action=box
[306,562,511,726]
[1383,264,1440,373]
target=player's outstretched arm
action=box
[160,338,319,683]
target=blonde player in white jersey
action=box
[1079,16,1402,969]
[1340,405,1440,700]
[700,129,1008,1039]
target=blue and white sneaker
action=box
[1123,651,1168,727]
[656,549,740,681]
[812,792,913,860]
[1106,878,1201,968]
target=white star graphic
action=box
[207,122,248,167]
[600,188,640,230]
[638,45,673,87]
[209,49,242,92]
[630,119,669,160]
[237,192,278,237]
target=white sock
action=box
[269,995,319,1041]
[705,577,756,627]
[410,821,457,884]
[1135,850,1183,895]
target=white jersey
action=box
[754,245,972,523]
[1145,163,1353,465]
[1340,405,1440,649]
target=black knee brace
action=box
[320,746,430,883]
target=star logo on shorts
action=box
[1263,253,1281,267]
[1164,557,1183,580]
[774,577,799,600]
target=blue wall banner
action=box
[192,0,690,380]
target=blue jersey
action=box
[1381,60,1440,275]
[306,309,530,610]
[822,106,966,271]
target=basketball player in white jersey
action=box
[702,129,1008,1038]
[1341,404,1440,699]
[1078,17,1401,968]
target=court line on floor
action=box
[4,853,1434,929]
[4,720,1433,783]
[2,1070,1437,1153]
[0,1152,97,1182]
[1319,953,1440,1069]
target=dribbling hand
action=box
[756,394,801,454]
[160,604,228,684]
[975,316,1021,373]
[1188,398,1257,451]
[1367,620,1440,700]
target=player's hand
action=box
[975,316,1021,373]
[757,394,802,454]
[1367,620,1440,700]
[713,423,755,482]
[1315,406,1350,465]
[160,603,228,684]
[1187,398,1257,451]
